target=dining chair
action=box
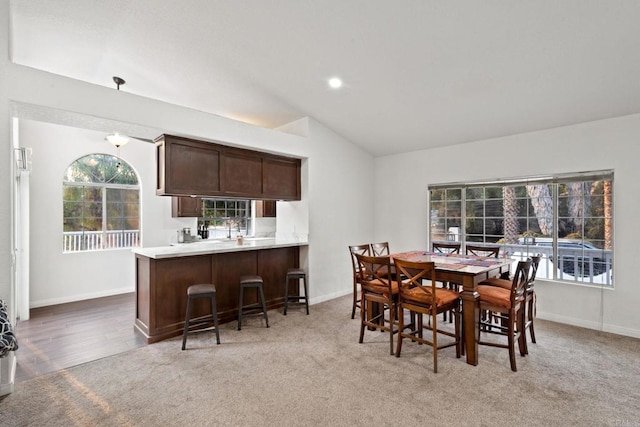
[371,241,398,279]
[394,257,461,372]
[466,244,500,258]
[432,242,461,255]
[476,259,531,371]
[432,242,462,322]
[349,244,371,319]
[370,241,390,256]
[354,253,399,355]
[478,255,541,354]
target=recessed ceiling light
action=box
[328,77,343,89]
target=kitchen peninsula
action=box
[133,237,308,343]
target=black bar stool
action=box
[237,275,269,330]
[182,284,220,350]
[284,268,309,315]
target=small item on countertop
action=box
[236,235,244,245]
[177,229,184,243]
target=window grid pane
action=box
[429,175,613,287]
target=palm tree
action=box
[567,182,591,235]
[502,186,519,244]
[526,184,553,236]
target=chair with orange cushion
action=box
[476,260,531,371]
[349,244,371,319]
[355,253,400,355]
[432,242,462,322]
[465,244,500,258]
[478,255,541,354]
[394,257,461,372]
[371,241,398,279]
[370,241,390,256]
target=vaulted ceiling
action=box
[10,1,640,156]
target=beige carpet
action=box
[1,295,639,426]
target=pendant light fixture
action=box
[105,76,130,166]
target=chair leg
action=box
[258,285,269,328]
[359,297,366,344]
[303,276,310,315]
[211,294,220,345]
[395,305,404,357]
[508,309,517,372]
[454,305,461,359]
[528,295,537,344]
[284,276,289,315]
[389,305,395,356]
[518,307,527,357]
[181,296,192,350]
[351,281,358,319]
[237,285,244,331]
[432,312,438,373]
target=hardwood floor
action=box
[13,293,146,383]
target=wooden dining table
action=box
[391,250,512,366]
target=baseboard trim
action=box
[30,287,135,309]
[309,289,352,306]
[537,311,640,339]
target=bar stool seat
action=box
[284,268,309,315]
[238,275,269,330]
[182,283,220,350]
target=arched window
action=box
[62,154,140,252]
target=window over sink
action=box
[200,199,252,239]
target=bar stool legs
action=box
[182,284,220,350]
[238,275,269,330]
[284,268,309,315]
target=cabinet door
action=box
[157,135,221,196]
[263,156,301,200]
[256,200,277,218]
[171,196,202,217]
[221,148,263,197]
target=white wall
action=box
[306,119,375,302]
[21,120,195,306]
[1,18,374,312]
[0,0,15,396]
[374,114,640,337]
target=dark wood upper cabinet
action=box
[221,148,263,197]
[156,134,301,200]
[171,196,202,217]
[256,200,277,218]
[263,156,300,200]
[156,135,221,196]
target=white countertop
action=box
[132,237,308,259]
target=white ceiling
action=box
[9,0,640,157]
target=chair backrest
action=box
[349,244,371,279]
[432,242,461,254]
[371,241,390,256]
[354,253,394,296]
[466,244,500,258]
[526,254,541,291]
[509,260,532,305]
[393,258,438,312]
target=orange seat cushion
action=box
[365,279,399,295]
[479,277,512,290]
[477,285,513,309]
[403,286,459,307]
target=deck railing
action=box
[63,230,140,252]
[501,243,612,286]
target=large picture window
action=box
[63,154,140,252]
[429,171,613,286]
